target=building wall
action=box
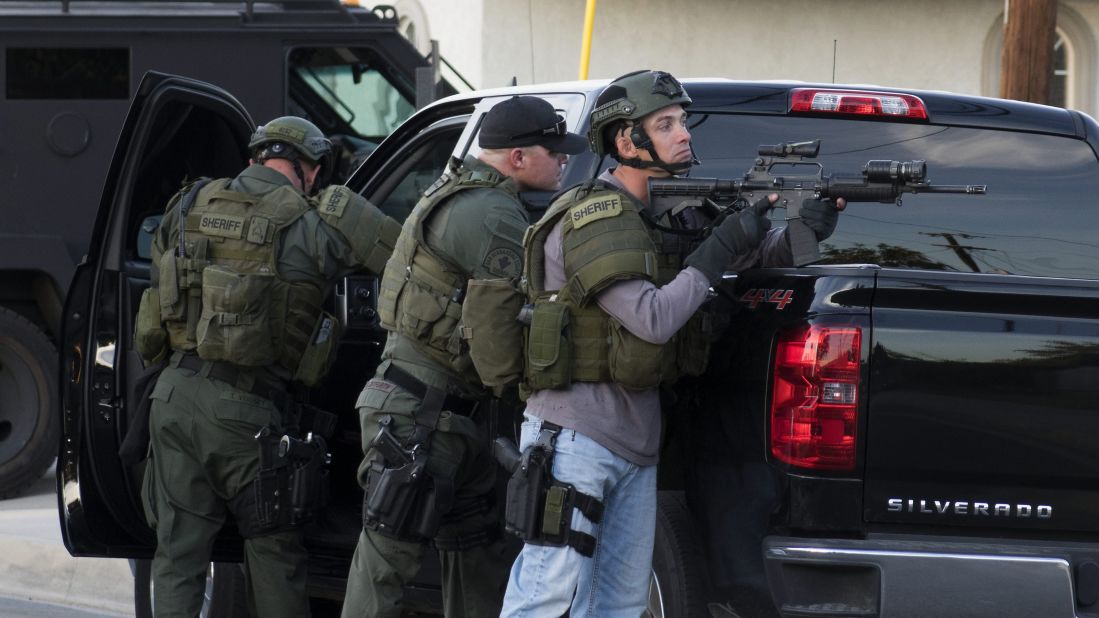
[408,0,1099,116]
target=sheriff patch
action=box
[569,195,622,229]
[199,213,246,239]
[319,186,350,218]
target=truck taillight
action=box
[770,325,861,471]
[790,88,929,120]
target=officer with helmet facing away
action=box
[498,71,844,616]
[134,116,400,617]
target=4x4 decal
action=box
[740,288,794,310]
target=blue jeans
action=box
[500,415,657,617]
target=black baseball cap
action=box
[478,96,589,154]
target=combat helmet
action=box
[249,116,334,194]
[588,70,694,174]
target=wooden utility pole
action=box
[1000,0,1058,104]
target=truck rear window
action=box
[688,114,1099,279]
[6,48,129,100]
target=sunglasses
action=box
[509,115,567,141]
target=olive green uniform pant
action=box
[340,382,515,618]
[141,365,310,618]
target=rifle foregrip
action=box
[823,184,899,203]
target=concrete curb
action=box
[0,470,132,616]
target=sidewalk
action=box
[0,467,132,616]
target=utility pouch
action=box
[293,311,340,387]
[524,299,572,390]
[675,309,713,377]
[196,265,278,366]
[134,287,169,362]
[395,279,447,345]
[607,319,664,390]
[462,278,525,392]
[158,255,185,321]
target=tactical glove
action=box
[798,198,840,241]
[685,195,773,283]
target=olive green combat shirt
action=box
[379,156,530,399]
[151,164,374,376]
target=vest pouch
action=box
[158,254,186,321]
[676,309,712,377]
[524,299,571,391]
[293,311,341,387]
[196,265,279,366]
[134,287,168,363]
[462,278,525,389]
[608,319,664,390]
[395,281,447,346]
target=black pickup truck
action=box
[61,73,1099,616]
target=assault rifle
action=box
[648,139,988,266]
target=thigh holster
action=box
[496,424,604,557]
[362,415,448,543]
[230,426,331,538]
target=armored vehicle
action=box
[64,71,1099,616]
[0,0,451,497]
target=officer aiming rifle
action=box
[649,139,988,265]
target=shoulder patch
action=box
[569,194,623,229]
[365,379,396,393]
[483,246,522,278]
[317,186,351,219]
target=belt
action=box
[175,353,288,405]
[383,364,479,416]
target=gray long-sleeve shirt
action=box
[523,170,791,465]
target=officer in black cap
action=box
[340,96,586,618]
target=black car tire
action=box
[649,491,710,618]
[202,562,248,617]
[0,307,59,499]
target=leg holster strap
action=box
[502,424,605,557]
[362,380,454,544]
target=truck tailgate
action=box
[864,270,1099,533]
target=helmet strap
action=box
[620,121,697,176]
[291,158,311,195]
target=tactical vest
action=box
[522,181,712,391]
[153,179,332,384]
[377,162,515,380]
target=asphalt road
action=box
[0,465,132,616]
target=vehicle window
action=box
[6,47,129,99]
[288,46,416,185]
[288,46,414,141]
[369,124,464,223]
[687,114,1099,279]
